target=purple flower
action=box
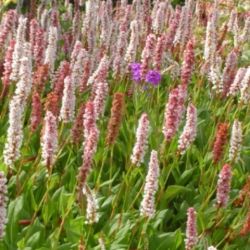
[145,70,161,86]
[129,63,161,86]
[130,63,142,82]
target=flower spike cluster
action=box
[106,93,125,146]
[10,16,27,82]
[229,120,242,162]
[140,34,156,80]
[0,172,8,238]
[44,26,58,73]
[131,113,150,166]
[77,124,99,198]
[1,40,15,91]
[213,123,229,163]
[60,76,75,123]
[178,103,197,154]
[0,10,17,48]
[140,150,160,218]
[41,111,58,169]
[185,207,198,250]
[82,186,99,224]
[162,84,187,141]
[3,54,32,166]
[181,39,195,86]
[216,164,232,207]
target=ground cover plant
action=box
[0,0,250,249]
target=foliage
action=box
[0,0,250,250]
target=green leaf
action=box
[6,196,24,248]
[164,185,191,203]
[149,230,184,250]
[26,232,41,248]
[64,216,84,243]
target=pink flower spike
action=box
[239,67,250,104]
[29,19,39,56]
[30,92,42,132]
[34,26,46,67]
[140,150,160,218]
[204,2,218,63]
[53,60,71,99]
[112,7,130,77]
[124,20,139,67]
[87,55,109,85]
[41,111,58,169]
[131,113,150,166]
[50,8,59,28]
[216,164,232,207]
[44,26,58,73]
[77,127,99,196]
[178,103,197,154]
[1,40,15,89]
[152,2,167,34]
[185,207,198,250]
[174,3,193,50]
[220,48,238,97]
[0,10,17,49]
[70,40,82,69]
[229,120,242,162]
[181,39,195,86]
[83,101,96,140]
[228,68,247,96]
[71,48,88,88]
[162,84,187,141]
[59,75,75,123]
[165,6,181,50]
[0,172,8,238]
[140,34,156,80]
[3,54,32,166]
[80,56,91,92]
[153,35,166,71]
[93,81,109,120]
[10,16,28,82]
